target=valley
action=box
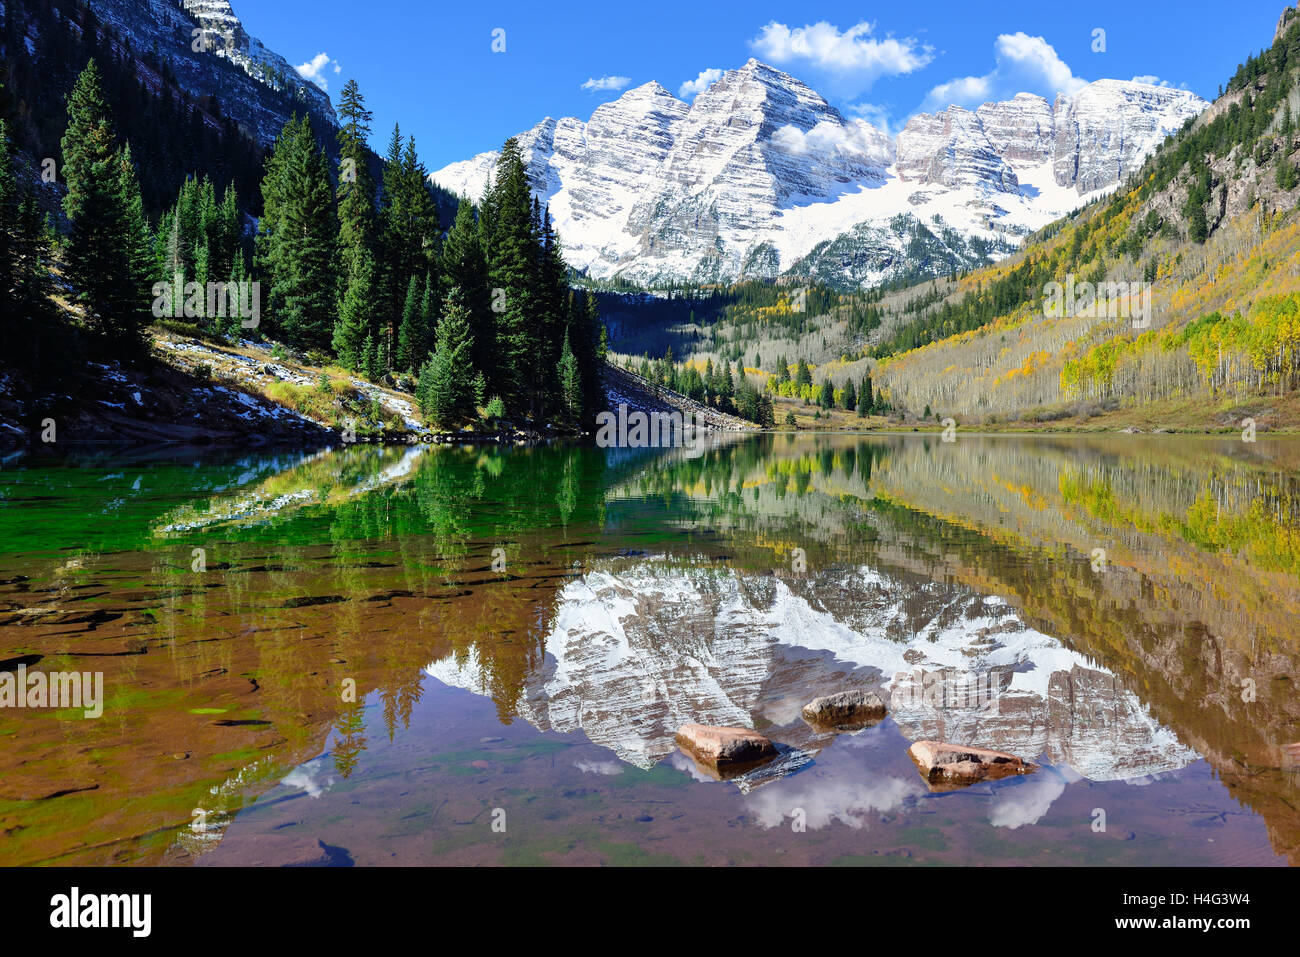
[0,0,1298,891]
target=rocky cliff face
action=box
[895,106,1020,193]
[85,0,336,143]
[1050,80,1204,192]
[432,61,1206,289]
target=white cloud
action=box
[574,758,622,775]
[281,757,333,798]
[582,75,632,92]
[1131,74,1188,90]
[923,33,1087,111]
[295,52,339,92]
[988,767,1069,829]
[750,20,933,95]
[744,730,922,830]
[845,101,898,137]
[770,118,893,164]
[678,68,723,100]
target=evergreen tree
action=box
[258,115,337,349]
[482,138,542,415]
[0,119,53,361]
[418,286,479,425]
[557,328,581,420]
[333,251,377,371]
[360,331,377,381]
[819,376,835,409]
[378,127,439,359]
[61,60,150,358]
[116,144,154,333]
[395,273,424,372]
[795,358,812,388]
[538,205,571,414]
[334,79,376,279]
[440,200,492,381]
[842,377,856,411]
[735,372,759,422]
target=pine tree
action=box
[842,377,856,411]
[440,200,492,379]
[258,115,337,349]
[116,144,153,333]
[557,328,581,420]
[482,138,542,415]
[819,376,835,409]
[0,119,53,360]
[419,286,478,426]
[333,251,377,371]
[538,205,570,415]
[61,60,150,358]
[360,331,377,381]
[795,358,812,388]
[378,127,439,359]
[395,273,423,372]
[735,372,760,422]
[335,79,376,279]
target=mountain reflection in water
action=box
[0,433,1296,865]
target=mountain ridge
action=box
[432,60,1207,289]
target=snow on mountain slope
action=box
[431,61,1206,289]
[426,561,1195,787]
[1051,79,1206,192]
[85,0,336,143]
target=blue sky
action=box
[236,0,1288,171]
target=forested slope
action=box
[872,7,1300,428]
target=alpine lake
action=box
[0,432,1297,866]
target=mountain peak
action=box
[618,80,681,103]
[734,58,799,83]
[431,57,1206,288]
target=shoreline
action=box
[6,425,1294,462]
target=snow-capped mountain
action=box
[84,0,336,143]
[427,561,1195,790]
[431,60,1206,288]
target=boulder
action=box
[908,740,1035,790]
[675,724,777,775]
[801,690,887,730]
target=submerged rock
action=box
[675,724,777,777]
[801,690,886,730]
[908,740,1035,790]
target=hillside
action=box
[0,0,457,220]
[866,5,1300,429]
